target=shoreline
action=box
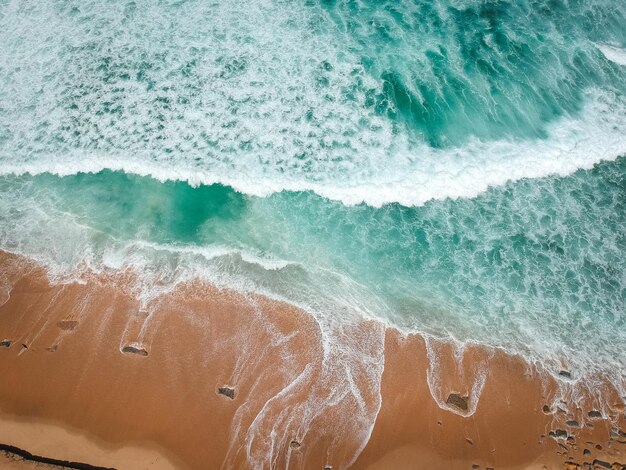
[0,250,624,469]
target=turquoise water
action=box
[0,0,625,392]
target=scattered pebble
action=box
[217,386,235,399]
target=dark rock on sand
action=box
[217,387,235,399]
[290,441,301,449]
[583,448,591,456]
[471,465,479,469]
[0,339,12,347]
[446,393,468,411]
[559,370,572,379]
[542,405,551,413]
[592,460,611,469]
[549,429,568,439]
[588,410,603,418]
[121,344,148,356]
[566,420,580,427]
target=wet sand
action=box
[0,251,624,469]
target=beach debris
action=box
[588,410,603,419]
[559,370,572,379]
[0,339,12,348]
[57,320,79,331]
[566,420,580,427]
[289,440,301,449]
[446,393,468,411]
[217,386,235,399]
[121,343,148,356]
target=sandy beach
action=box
[0,250,624,469]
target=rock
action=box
[0,339,12,348]
[290,441,300,449]
[588,410,603,419]
[121,344,148,356]
[592,460,611,469]
[566,420,580,427]
[217,387,235,399]
[563,463,580,470]
[595,444,603,450]
[324,466,332,470]
[446,393,468,411]
[472,465,479,469]
[559,370,572,379]
[465,438,473,445]
[550,429,568,439]
[543,405,551,413]
[583,448,591,456]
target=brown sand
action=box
[0,250,624,469]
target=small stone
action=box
[121,344,148,356]
[592,460,611,469]
[472,465,479,469]
[446,393,468,411]
[566,420,580,427]
[588,410,603,419]
[595,444,603,450]
[217,387,235,399]
[290,440,301,449]
[0,339,12,348]
[583,449,591,456]
[559,370,572,379]
[543,405,551,413]
[550,429,568,439]
[466,438,473,445]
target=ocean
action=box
[0,0,625,415]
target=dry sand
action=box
[0,251,624,469]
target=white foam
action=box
[596,42,626,66]
[0,87,623,208]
